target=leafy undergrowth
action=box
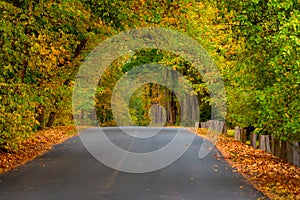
[0,126,79,174]
[196,128,300,200]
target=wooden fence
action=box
[196,120,227,135]
[233,126,300,167]
[196,122,299,167]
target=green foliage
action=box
[95,48,209,126]
[1,0,298,150]
[129,88,149,126]
[0,84,38,150]
[83,0,129,30]
[218,0,300,140]
[0,0,106,150]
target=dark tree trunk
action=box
[46,112,56,128]
[170,92,176,125]
[36,106,45,130]
[245,126,255,141]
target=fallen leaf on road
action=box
[0,126,79,174]
[195,128,300,200]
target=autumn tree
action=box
[217,0,300,141]
[0,0,109,150]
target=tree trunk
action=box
[46,112,56,128]
[286,141,294,163]
[170,92,176,125]
[36,105,45,130]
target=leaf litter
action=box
[0,126,80,174]
[195,128,300,200]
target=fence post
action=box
[234,127,241,141]
[265,135,271,153]
[222,123,228,136]
[271,136,275,155]
[259,135,271,153]
[259,135,266,151]
[286,140,300,166]
[207,120,211,129]
[195,122,200,130]
[213,120,224,133]
[292,141,300,167]
[250,132,257,148]
[241,128,247,143]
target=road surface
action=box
[0,127,267,200]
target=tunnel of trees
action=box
[90,49,211,127]
[0,0,299,150]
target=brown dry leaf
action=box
[194,128,300,200]
[0,126,81,174]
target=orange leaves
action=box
[0,126,78,174]
[195,129,300,199]
[216,136,300,200]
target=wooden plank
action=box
[222,123,228,136]
[292,141,300,167]
[200,122,204,128]
[250,132,256,148]
[265,135,271,153]
[195,122,200,129]
[241,128,247,143]
[280,141,287,161]
[271,136,275,155]
[234,127,241,141]
[259,135,266,151]
[274,138,281,157]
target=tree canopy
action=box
[0,0,299,150]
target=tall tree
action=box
[217,0,300,141]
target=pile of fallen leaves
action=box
[0,126,79,174]
[196,128,300,200]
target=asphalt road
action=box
[0,127,267,200]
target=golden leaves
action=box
[0,126,78,174]
[195,129,300,199]
[217,137,300,199]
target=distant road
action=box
[0,127,267,200]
